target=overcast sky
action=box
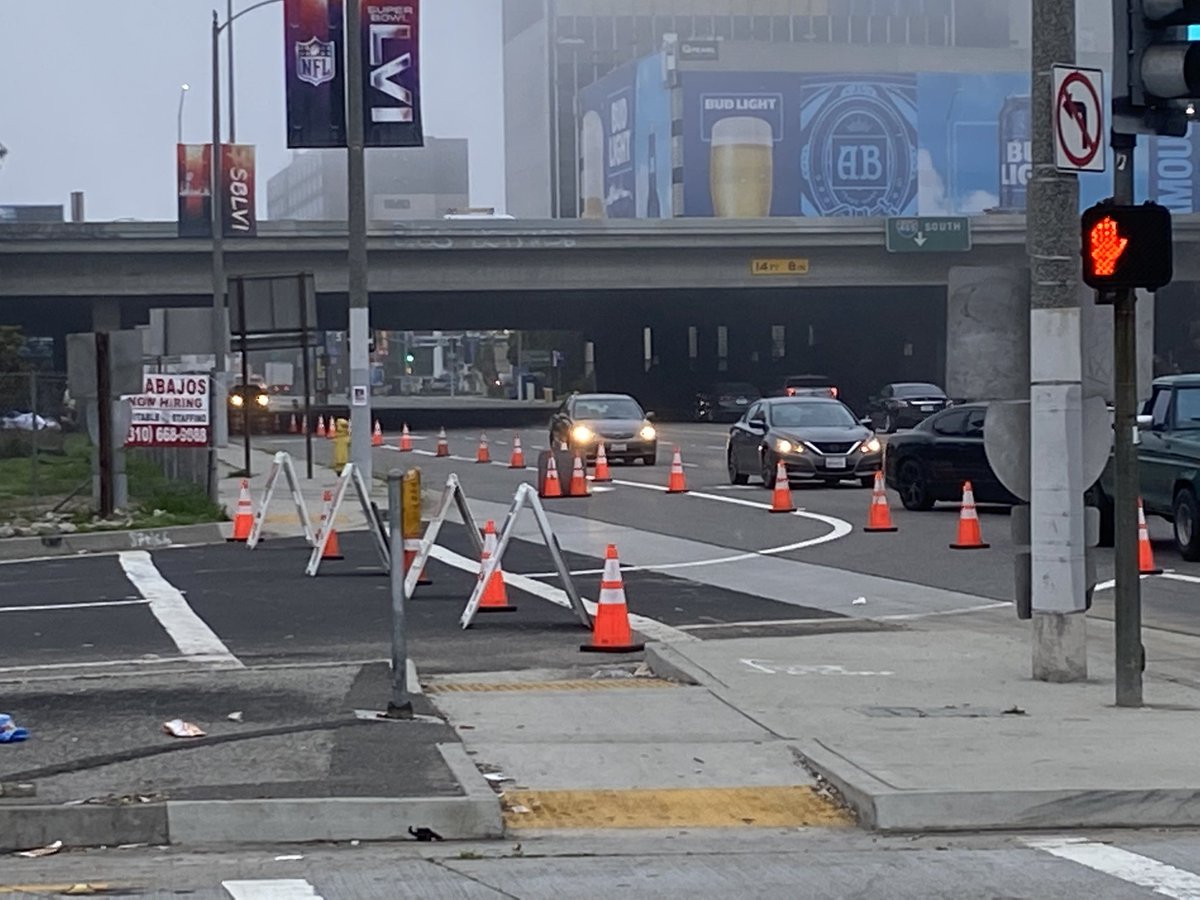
[0,1,504,221]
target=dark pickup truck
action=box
[1096,374,1200,560]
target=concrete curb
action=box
[792,738,1200,833]
[0,523,227,562]
[644,642,706,686]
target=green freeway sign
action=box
[885,216,972,253]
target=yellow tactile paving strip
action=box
[426,678,679,694]
[502,786,853,829]
[0,886,116,896]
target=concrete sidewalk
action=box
[646,610,1200,832]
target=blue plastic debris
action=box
[0,713,29,743]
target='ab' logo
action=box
[798,77,918,217]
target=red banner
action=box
[222,144,257,237]
[176,144,212,238]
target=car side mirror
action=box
[748,419,766,432]
[860,417,873,427]
[645,411,656,421]
[1136,414,1154,428]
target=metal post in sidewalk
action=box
[1111,130,1144,707]
[346,0,372,485]
[29,371,40,511]
[95,333,114,519]
[210,11,229,452]
[385,469,413,719]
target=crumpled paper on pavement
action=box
[162,719,205,738]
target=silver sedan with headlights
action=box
[726,397,883,488]
[549,393,659,466]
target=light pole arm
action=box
[215,0,282,34]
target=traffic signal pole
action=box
[1029,0,1089,681]
[1110,132,1143,707]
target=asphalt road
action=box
[10,829,1200,898]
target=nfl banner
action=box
[177,144,213,238]
[285,0,347,148]
[221,144,257,237]
[360,0,424,148]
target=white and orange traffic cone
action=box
[950,481,989,549]
[403,539,432,586]
[316,415,327,438]
[316,489,344,561]
[569,453,590,496]
[509,435,526,469]
[372,420,383,447]
[399,423,413,452]
[477,520,516,613]
[476,432,491,464]
[541,453,563,498]
[228,479,254,542]
[435,427,450,458]
[666,447,687,493]
[1138,497,1163,575]
[288,414,299,434]
[863,471,898,532]
[581,545,645,654]
[769,459,794,513]
[593,442,612,483]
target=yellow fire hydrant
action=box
[332,418,351,473]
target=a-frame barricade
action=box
[247,452,315,550]
[305,463,390,576]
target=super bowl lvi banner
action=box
[176,144,212,238]
[176,144,257,238]
[285,0,347,148]
[222,144,257,237]
[360,0,424,148]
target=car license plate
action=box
[736,398,748,405]
[920,404,935,412]
[826,457,847,470]
[610,443,627,452]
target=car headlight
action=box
[255,394,270,408]
[229,394,245,408]
[776,438,805,454]
[863,437,882,454]
[640,424,656,441]
[571,424,594,443]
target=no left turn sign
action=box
[1053,65,1105,173]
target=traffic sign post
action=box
[1053,65,1106,172]
[885,217,971,253]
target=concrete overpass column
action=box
[946,267,1030,402]
[91,298,122,332]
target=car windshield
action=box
[1176,387,1200,429]
[895,383,945,398]
[769,402,857,429]
[574,398,643,419]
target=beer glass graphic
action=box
[580,110,606,219]
[709,116,773,218]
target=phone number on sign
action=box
[125,425,210,447]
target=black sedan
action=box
[227,383,272,434]
[884,403,1020,510]
[727,397,882,488]
[694,382,762,422]
[867,382,950,433]
[549,392,658,465]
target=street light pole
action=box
[210,12,229,451]
[227,0,236,143]
[177,83,190,144]
[346,0,372,483]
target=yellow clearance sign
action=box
[402,469,423,538]
[752,258,809,276]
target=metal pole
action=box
[549,0,561,217]
[211,12,229,451]
[300,273,314,480]
[346,0,372,484]
[227,0,236,143]
[386,469,413,718]
[1112,130,1143,707]
[238,279,251,476]
[1029,0,1087,681]
[95,333,115,519]
[177,85,189,144]
[29,371,39,511]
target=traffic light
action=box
[1080,201,1174,291]
[1114,0,1200,135]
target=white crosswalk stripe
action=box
[1027,837,1200,899]
[223,879,323,899]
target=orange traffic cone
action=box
[403,540,433,586]
[950,481,989,549]
[228,479,254,542]
[301,415,308,435]
[666,447,687,493]
[399,423,413,452]
[288,414,299,434]
[509,435,526,469]
[477,521,516,613]
[1138,497,1163,575]
[435,427,450,457]
[569,453,590,496]
[327,417,336,440]
[581,545,645,654]
[542,453,563,498]
[372,420,383,447]
[476,432,491,464]
[864,471,898,532]
[317,489,343,561]
[769,459,794,513]
[316,415,326,438]
[593,442,612,482]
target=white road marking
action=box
[1026,836,1200,899]
[1093,572,1176,592]
[675,602,1012,630]
[223,880,322,900]
[0,656,238,676]
[0,598,150,614]
[427,544,698,644]
[118,551,243,668]
[1163,573,1200,585]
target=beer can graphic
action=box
[997,94,1031,212]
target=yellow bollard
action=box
[332,418,351,473]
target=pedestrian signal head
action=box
[1080,202,1173,291]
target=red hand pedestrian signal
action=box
[1088,215,1128,276]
